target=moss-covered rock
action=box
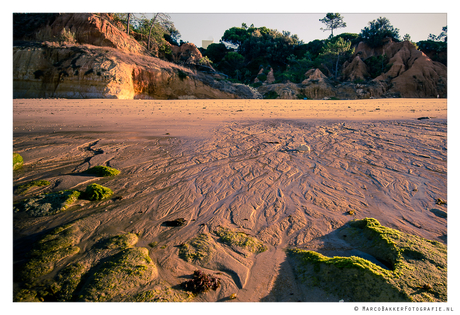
[14,190,81,216]
[13,153,24,170]
[98,233,139,250]
[16,180,51,195]
[289,218,447,302]
[215,226,267,254]
[13,288,41,302]
[52,262,88,301]
[84,165,120,177]
[84,183,113,200]
[129,284,194,302]
[19,223,82,283]
[78,247,157,302]
[179,233,216,264]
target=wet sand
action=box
[13,98,447,302]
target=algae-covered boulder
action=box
[13,288,42,302]
[14,190,81,216]
[13,153,23,170]
[79,247,158,302]
[179,233,216,264]
[289,218,447,302]
[84,165,120,177]
[52,262,88,301]
[84,183,113,200]
[215,226,267,254]
[97,233,139,250]
[130,284,194,302]
[19,223,82,282]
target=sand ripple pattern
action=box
[13,118,447,301]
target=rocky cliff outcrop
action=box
[342,40,447,98]
[13,42,260,99]
[259,40,446,100]
[13,13,260,99]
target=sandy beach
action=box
[13,98,447,302]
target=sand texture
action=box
[13,98,447,302]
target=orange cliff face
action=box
[13,14,260,99]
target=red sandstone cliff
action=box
[13,13,259,99]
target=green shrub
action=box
[263,91,279,99]
[177,69,188,80]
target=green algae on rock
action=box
[84,165,120,177]
[78,247,158,302]
[13,288,42,302]
[13,153,24,170]
[215,226,267,254]
[19,223,82,283]
[84,183,113,200]
[16,179,51,195]
[129,283,194,302]
[14,190,81,216]
[98,233,139,250]
[52,262,88,301]
[179,233,216,264]
[288,218,447,302]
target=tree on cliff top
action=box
[319,13,347,38]
[358,17,400,47]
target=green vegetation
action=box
[52,262,88,301]
[319,13,347,38]
[78,247,157,302]
[263,91,279,99]
[84,165,120,177]
[14,190,81,217]
[130,284,194,302]
[16,179,50,194]
[289,218,447,302]
[84,183,114,200]
[13,153,23,170]
[179,233,215,264]
[215,226,267,253]
[358,17,400,48]
[364,54,392,79]
[177,69,188,80]
[98,233,139,249]
[111,13,180,58]
[13,288,42,302]
[19,223,82,283]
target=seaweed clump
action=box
[84,183,113,200]
[13,153,24,170]
[288,218,447,302]
[14,190,81,217]
[215,226,267,254]
[180,270,220,294]
[84,165,120,177]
